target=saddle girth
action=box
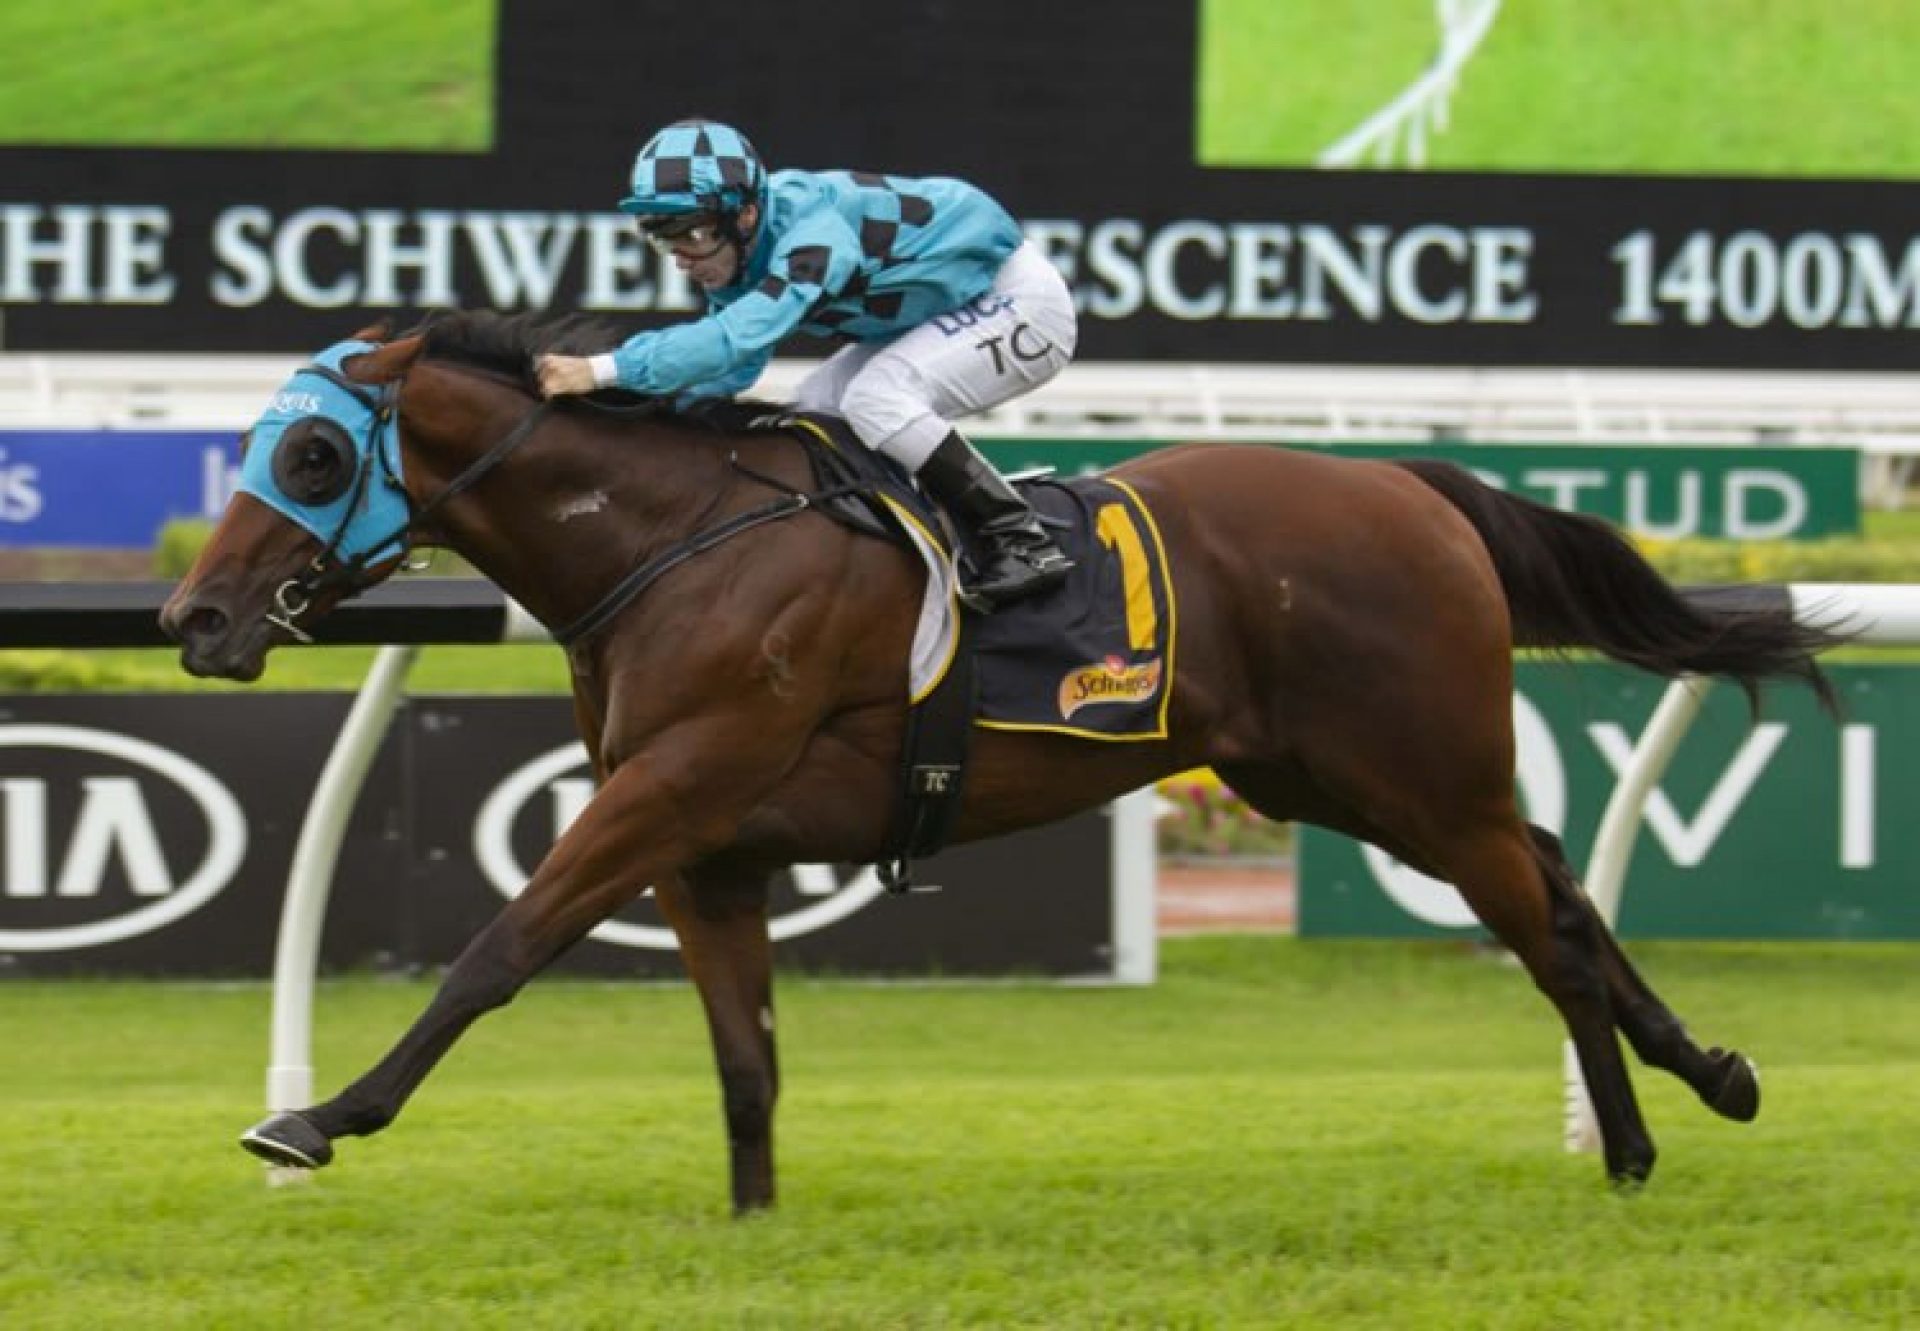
[877,607,978,895]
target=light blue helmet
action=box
[619,119,767,218]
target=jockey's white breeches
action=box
[789,240,1078,472]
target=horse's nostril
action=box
[183,604,230,644]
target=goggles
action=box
[638,212,729,256]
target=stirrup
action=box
[959,548,1073,612]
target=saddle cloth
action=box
[969,476,1175,740]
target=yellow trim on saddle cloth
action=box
[975,475,1180,743]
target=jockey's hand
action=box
[536,354,598,398]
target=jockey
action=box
[536,118,1076,610]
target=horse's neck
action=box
[403,369,756,633]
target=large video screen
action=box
[1200,0,1920,178]
[3,0,1918,368]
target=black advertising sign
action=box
[0,695,1115,979]
[400,698,1114,978]
[3,0,1918,368]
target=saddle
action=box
[764,412,1178,891]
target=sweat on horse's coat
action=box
[553,492,609,522]
[161,310,1846,1212]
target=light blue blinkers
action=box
[237,339,412,568]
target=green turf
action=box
[0,641,574,696]
[0,0,496,150]
[1200,0,1920,178]
[2,937,1916,1327]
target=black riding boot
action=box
[916,431,1074,610]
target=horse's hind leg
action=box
[1527,827,1759,1123]
[1218,766,1656,1185]
[1405,814,1658,1185]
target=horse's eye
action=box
[271,419,357,505]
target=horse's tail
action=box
[1395,458,1848,712]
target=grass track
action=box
[3,937,1916,1327]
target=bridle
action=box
[263,358,820,650]
[266,362,552,643]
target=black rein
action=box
[286,363,844,650]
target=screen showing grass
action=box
[0,0,496,151]
[1199,0,1920,178]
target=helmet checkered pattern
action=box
[620,119,767,217]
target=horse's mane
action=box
[407,309,621,391]
[399,309,783,431]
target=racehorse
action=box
[160,311,1845,1213]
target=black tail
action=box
[1397,459,1849,712]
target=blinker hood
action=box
[236,339,411,567]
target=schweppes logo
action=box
[1058,655,1164,720]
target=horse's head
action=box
[161,332,425,679]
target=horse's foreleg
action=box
[654,863,779,1215]
[239,759,698,1172]
[1527,826,1760,1123]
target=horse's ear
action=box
[350,320,393,342]
[349,335,427,383]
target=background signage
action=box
[1299,662,1920,940]
[0,431,1859,548]
[0,695,1116,977]
[0,430,231,546]
[2,1,1918,369]
[984,441,1861,540]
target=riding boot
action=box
[916,430,1074,610]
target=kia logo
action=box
[0,725,247,951]
[473,744,887,949]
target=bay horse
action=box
[160,312,1843,1212]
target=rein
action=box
[553,468,813,648]
[271,363,845,649]
[546,438,879,645]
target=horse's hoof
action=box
[1701,1048,1761,1123]
[1603,1139,1656,1192]
[1606,1148,1656,1192]
[240,1112,334,1170]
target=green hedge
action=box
[149,520,1920,588]
[153,519,215,578]
[1638,535,1920,585]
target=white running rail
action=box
[1320,0,1503,169]
[5,353,1916,505]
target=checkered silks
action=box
[622,118,766,215]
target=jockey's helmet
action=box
[620,119,767,220]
